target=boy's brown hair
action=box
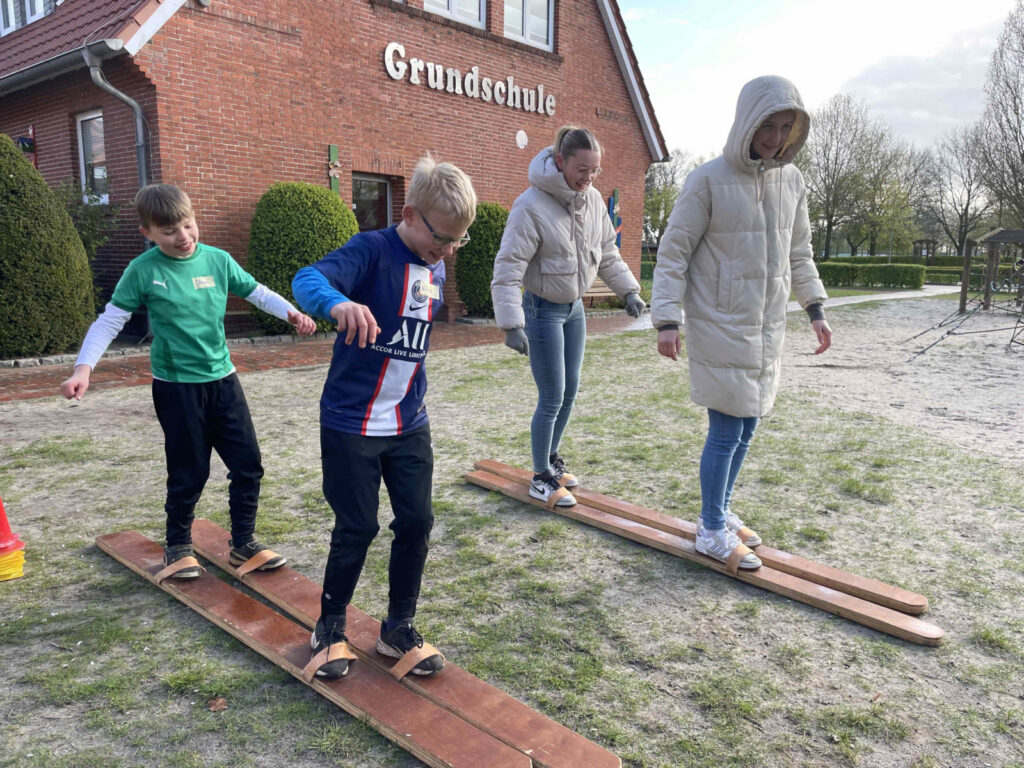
[135,184,194,228]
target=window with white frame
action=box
[24,0,43,23]
[76,110,109,204]
[423,0,485,29]
[1,0,16,35]
[504,0,552,50]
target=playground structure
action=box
[907,228,1024,358]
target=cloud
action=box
[841,22,1001,147]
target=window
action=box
[504,0,552,50]
[1,0,16,35]
[24,0,43,23]
[423,0,485,29]
[76,110,109,204]
[352,175,392,232]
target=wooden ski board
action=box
[464,470,943,647]
[191,518,622,768]
[473,459,929,616]
[96,530,532,768]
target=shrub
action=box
[454,202,509,317]
[859,264,925,289]
[247,182,359,333]
[0,133,94,358]
[54,179,121,311]
[817,262,860,287]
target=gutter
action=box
[0,39,123,98]
[82,47,148,187]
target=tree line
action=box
[644,0,1024,263]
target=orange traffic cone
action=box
[0,496,25,582]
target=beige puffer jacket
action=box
[650,75,826,418]
[491,147,640,330]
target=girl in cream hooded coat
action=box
[492,127,644,507]
[651,75,832,570]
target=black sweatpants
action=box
[319,423,433,624]
[152,373,264,547]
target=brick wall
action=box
[1,0,656,330]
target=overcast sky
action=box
[619,0,1018,157]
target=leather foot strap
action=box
[546,488,572,510]
[154,556,203,584]
[737,526,759,543]
[725,544,754,575]
[389,643,443,680]
[302,641,357,683]
[236,549,281,577]
[558,473,577,486]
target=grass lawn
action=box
[0,298,1021,768]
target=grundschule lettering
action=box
[384,42,556,116]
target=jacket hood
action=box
[724,75,810,172]
[528,146,582,207]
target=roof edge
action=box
[0,39,123,99]
[594,0,668,162]
[121,0,189,56]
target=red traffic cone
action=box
[0,496,24,555]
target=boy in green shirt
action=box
[61,184,316,579]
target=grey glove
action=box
[504,328,529,356]
[624,292,646,318]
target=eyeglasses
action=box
[419,210,471,248]
[572,165,602,178]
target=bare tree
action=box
[799,94,872,259]
[926,124,991,258]
[978,0,1024,226]
[643,149,704,250]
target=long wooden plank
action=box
[465,470,943,647]
[191,518,621,768]
[474,459,929,615]
[96,530,531,768]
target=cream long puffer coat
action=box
[491,147,640,330]
[650,75,827,418]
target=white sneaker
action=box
[549,453,579,488]
[695,524,761,569]
[529,472,577,507]
[725,511,762,547]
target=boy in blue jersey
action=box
[60,184,316,581]
[293,158,476,680]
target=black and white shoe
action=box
[549,453,579,488]
[529,471,577,507]
[376,619,444,677]
[309,615,353,679]
[163,544,202,579]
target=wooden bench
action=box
[583,277,618,307]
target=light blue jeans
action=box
[699,409,758,530]
[523,291,586,475]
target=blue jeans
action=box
[699,409,758,530]
[523,291,586,475]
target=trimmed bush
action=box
[0,134,94,358]
[859,264,926,289]
[247,182,359,333]
[817,262,860,287]
[454,202,509,317]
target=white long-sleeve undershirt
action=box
[74,284,297,370]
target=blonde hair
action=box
[135,184,194,228]
[406,156,477,223]
[553,126,601,158]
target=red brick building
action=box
[0,0,666,332]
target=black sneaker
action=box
[228,539,287,570]
[549,452,579,488]
[310,615,352,679]
[529,470,577,507]
[163,544,201,579]
[376,619,444,677]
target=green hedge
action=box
[247,182,359,334]
[641,261,654,279]
[817,262,925,289]
[454,202,509,317]
[835,254,965,267]
[0,134,94,358]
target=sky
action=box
[618,0,1020,157]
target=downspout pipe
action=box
[82,48,148,188]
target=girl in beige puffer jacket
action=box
[492,126,645,507]
[651,75,833,570]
